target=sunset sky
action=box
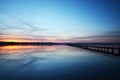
[0,0,120,43]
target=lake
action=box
[0,45,120,80]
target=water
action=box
[0,45,120,80]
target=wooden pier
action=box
[67,43,120,56]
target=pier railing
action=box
[67,43,120,56]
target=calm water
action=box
[0,45,120,80]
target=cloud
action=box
[0,12,48,39]
[13,17,46,31]
[70,30,120,43]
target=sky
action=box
[0,0,120,43]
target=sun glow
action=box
[0,35,39,42]
[0,38,33,42]
[0,35,61,43]
[3,39,23,42]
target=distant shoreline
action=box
[0,42,64,46]
[0,42,120,46]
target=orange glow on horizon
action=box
[0,35,31,42]
[1,39,37,42]
[0,35,61,42]
[2,39,23,42]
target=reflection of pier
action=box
[67,43,120,56]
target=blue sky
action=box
[0,0,120,42]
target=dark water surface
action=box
[0,45,120,80]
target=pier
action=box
[67,43,120,56]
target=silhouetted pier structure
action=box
[67,43,120,56]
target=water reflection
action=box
[0,45,120,80]
[0,45,62,54]
[0,45,85,60]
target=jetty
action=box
[67,43,120,56]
